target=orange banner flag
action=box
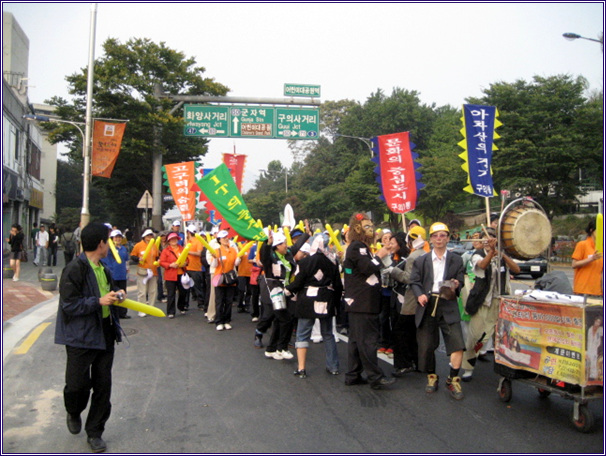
[91,121,126,178]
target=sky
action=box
[3,2,604,193]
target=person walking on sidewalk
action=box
[6,224,24,281]
[55,222,126,453]
[34,224,49,266]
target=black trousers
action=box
[63,320,115,439]
[166,278,187,316]
[215,285,236,325]
[345,312,384,384]
[266,308,294,352]
[187,270,205,309]
[392,314,418,370]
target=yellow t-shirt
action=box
[572,237,603,296]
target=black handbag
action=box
[221,269,238,286]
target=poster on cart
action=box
[496,298,603,387]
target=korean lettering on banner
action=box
[164,162,196,221]
[222,153,247,192]
[91,121,127,178]
[377,132,417,214]
[495,298,587,386]
[196,164,267,241]
[461,104,499,197]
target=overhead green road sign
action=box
[184,105,229,137]
[284,84,321,98]
[229,106,274,138]
[184,105,319,140]
[276,108,319,139]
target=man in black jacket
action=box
[343,212,395,389]
[55,223,125,453]
[410,222,466,400]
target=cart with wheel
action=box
[494,295,603,433]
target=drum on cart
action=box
[500,203,551,260]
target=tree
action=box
[467,75,603,218]
[45,38,229,228]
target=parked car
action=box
[447,240,474,256]
[512,256,549,279]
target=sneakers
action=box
[446,376,465,400]
[385,348,394,358]
[138,312,147,318]
[370,376,396,390]
[293,369,307,378]
[224,323,232,330]
[377,347,387,355]
[462,370,473,382]
[392,366,415,378]
[425,374,439,393]
[167,314,174,319]
[265,351,283,360]
[216,324,225,331]
[326,368,340,375]
[180,311,186,315]
[311,338,322,344]
[12,277,19,282]
[251,317,259,322]
[280,350,294,360]
[66,413,81,435]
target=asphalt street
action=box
[2,273,603,454]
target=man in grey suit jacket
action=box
[409,222,466,400]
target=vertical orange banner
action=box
[91,121,126,178]
[163,162,197,222]
[222,153,247,193]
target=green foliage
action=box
[467,75,603,218]
[47,38,229,228]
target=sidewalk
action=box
[2,249,62,322]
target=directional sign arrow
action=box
[232,117,239,135]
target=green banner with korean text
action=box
[196,164,267,241]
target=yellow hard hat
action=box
[408,226,427,241]
[429,222,450,236]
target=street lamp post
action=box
[259,168,288,193]
[23,114,88,227]
[562,32,604,51]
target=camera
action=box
[116,292,124,301]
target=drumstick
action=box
[480,224,491,238]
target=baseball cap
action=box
[408,226,427,241]
[186,224,198,233]
[172,220,181,227]
[272,232,287,247]
[216,230,229,239]
[142,229,154,238]
[110,229,123,238]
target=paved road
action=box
[3,299,603,453]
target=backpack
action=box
[63,233,77,254]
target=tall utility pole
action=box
[151,83,164,231]
[81,3,97,229]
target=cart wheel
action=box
[571,404,595,433]
[498,378,512,402]
[537,388,551,398]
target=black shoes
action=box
[87,436,107,453]
[370,376,396,390]
[392,366,415,378]
[66,413,81,435]
[326,368,340,375]
[293,369,307,378]
[345,376,369,386]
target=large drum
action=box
[501,206,551,260]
